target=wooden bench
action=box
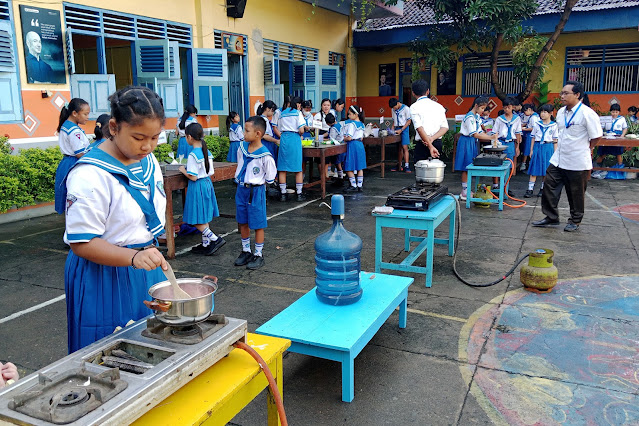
[593,137,639,173]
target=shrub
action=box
[153,143,175,164]
[204,135,230,162]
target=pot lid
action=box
[415,159,446,168]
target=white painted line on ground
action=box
[0,227,65,243]
[0,294,66,325]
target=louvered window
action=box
[213,30,247,54]
[462,52,522,97]
[329,51,346,68]
[262,38,317,62]
[0,2,22,122]
[197,53,223,77]
[321,68,337,86]
[566,44,639,93]
[0,0,10,21]
[63,4,192,47]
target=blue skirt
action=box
[227,141,241,162]
[277,132,302,172]
[177,136,192,159]
[606,163,626,180]
[522,131,532,157]
[528,142,554,176]
[335,151,347,165]
[65,251,165,353]
[504,141,516,163]
[55,155,78,214]
[454,135,478,171]
[183,178,219,225]
[344,140,367,172]
[262,140,278,163]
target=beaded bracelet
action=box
[131,250,142,269]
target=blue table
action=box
[373,195,456,288]
[256,272,413,402]
[465,161,511,211]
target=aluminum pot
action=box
[414,159,446,184]
[144,276,218,326]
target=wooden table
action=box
[257,271,413,402]
[373,196,456,288]
[303,144,347,199]
[362,134,402,178]
[466,161,511,211]
[133,333,290,426]
[163,162,237,259]
[593,137,639,173]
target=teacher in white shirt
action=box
[532,81,602,232]
[409,80,448,161]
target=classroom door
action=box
[228,55,243,121]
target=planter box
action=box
[0,202,56,225]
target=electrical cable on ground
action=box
[233,341,288,426]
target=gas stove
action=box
[0,315,246,425]
[472,153,507,166]
[385,183,448,211]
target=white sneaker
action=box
[459,192,467,201]
[595,171,608,179]
[519,162,526,171]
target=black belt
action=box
[238,183,264,204]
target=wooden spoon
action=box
[163,263,191,299]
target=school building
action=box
[354,0,639,119]
[1,0,406,149]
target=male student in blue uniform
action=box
[389,97,412,173]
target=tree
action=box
[396,0,578,102]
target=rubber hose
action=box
[486,158,527,208]
[448,194,530,287]
[233,341,288,426]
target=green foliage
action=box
[204,135,230,162]
[0,145,63,212]
[0,135,12,155]
[153,143,175,164]
[511,37,557,88]
[622,147,639,168]
[534,80,551,106]
[441,130,455,159]
[627,121,639,135]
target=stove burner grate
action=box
[385,183,448,211]
[54,388,90,407]
[142,314,229,345]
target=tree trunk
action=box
[517,0,578,102]
[490,33,507,101]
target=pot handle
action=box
[203,275,218,284]
[143,300,172,312]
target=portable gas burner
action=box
[0,315,247,425]
[385,183,448,211]
[472,153,507,166]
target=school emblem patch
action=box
[156,181,166,197]
[252,166,261,175]
[66,194,77,212]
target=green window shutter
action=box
[135,39,172,79]
[320,65,340,101]
[0,20,22,122]
[70,74,115,119]
[265,84,284,109]
[304,61,319,109]
[264,55,276,85]
[188,48,228,116]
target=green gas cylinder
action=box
[473,184,492,208]
[520,249,558,293]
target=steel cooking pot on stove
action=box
[414,159,446,184]
[144,276,217,325]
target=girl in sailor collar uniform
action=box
[271,95,290,140]
[520,104,540,171]
[276,96,306,201]
[226,111,244,162]
[64,86,169,353]
[176,105,198,160]
[526,104,558,197]
[89,114,111,150]
[256,100,279,162]
[490,97,522,172]
[54,98,90,214]
[343,105,367,192]
[180,122,225,256]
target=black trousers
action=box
[541,164,589,224]
[414,138,443,162]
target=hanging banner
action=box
[222,33,244,55]
[20,5,66,84]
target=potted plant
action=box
[622,147,639,179]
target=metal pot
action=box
[143,276,218,325]
[414,159,446,184]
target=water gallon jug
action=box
[315,195,363,305]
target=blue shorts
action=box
[396,127,410,146]
[236,184,267,230]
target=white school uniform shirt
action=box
[271,109,282,128]
[410,96,448,141]
[344,120,365,140]
[551,101,603,171]
[234,142,277,185]
[64,153,166,246]
[392,105,411,128]
[533,121,559,143]
[186,147,214,178]
[59,120,90,156]
[313,111,333,131]
[491,115,522,141]
[525,113,540,131]
[328,123,344,143]
[229,123,244,142]
[260,115,274,137]
[460,112,482,137]
[606,117,628,135]
[278,108,306,132]
[303,111,313,127]
[178,116,198,138]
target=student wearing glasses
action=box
[532,81,602,232]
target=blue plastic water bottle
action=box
[315,195,363,305]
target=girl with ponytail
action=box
[176,104,198,160]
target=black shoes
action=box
[279,193,288,202]
[564,222,580,232]
[344,185,359,193]
[537,190,543,197]
[191,243,207,254]
[234,251,253,266]
[297,192,307,202]
[202,237,226,255]
[524,190,534,198]
[532,217,560,227]
[246,254,265,270]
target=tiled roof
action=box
[360,0,639,31]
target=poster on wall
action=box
[436,68,456,96]
[378,63,396,97]
[20,5,66,84]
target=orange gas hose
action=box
[486,158,527,208]
[233,341,288,426]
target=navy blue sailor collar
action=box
[76,147,156,191]
[240,141,271,158]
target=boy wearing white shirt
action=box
[409,80,447,162]
[389,98,413,172]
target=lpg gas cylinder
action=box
[520,249,558,293]
[473,184,492,208]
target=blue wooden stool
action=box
[465,161,511,211]
[373,195,456,287]
[256,272,413,402]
